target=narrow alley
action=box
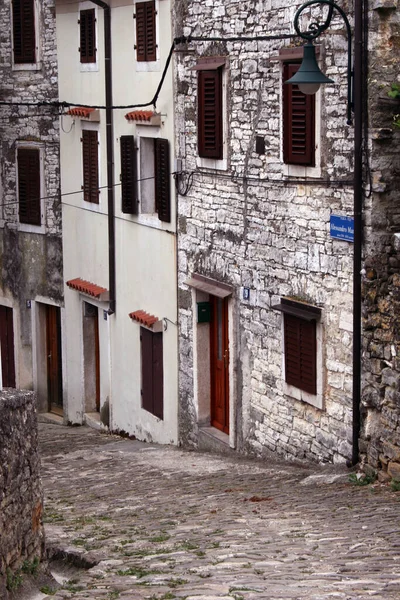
[39,423,400,600]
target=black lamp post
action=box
[286,0,364,466]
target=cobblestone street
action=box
[39,423,400,600]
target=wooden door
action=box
[210,296,229,434]
[46,305,63,412]
[94,309,100,411]
[0,306,15,388]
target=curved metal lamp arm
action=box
[294,0,353,124]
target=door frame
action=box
[192,287,237,447]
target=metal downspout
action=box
[91,0,116,315]
[352,0,364,465]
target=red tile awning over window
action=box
[125,110,154,122]
[129,310,158,328]
[67,107,95,118]
[66,278,108,300]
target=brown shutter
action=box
[120,136,138,214]
[152,331,163,419]
[284,314,316,395]
[82,130,99,204]
[136,1,156,62]
[155,138,170,223]
[13,0,36,64]
[198,69,223,159]
[140,327,164,419]
[0,306,16,388]
[141,327,153,414]
[80,9,96,63]
[283,63,315,166]
[18,148,41,225]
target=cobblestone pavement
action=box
[39,423,400,600]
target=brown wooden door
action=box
[0,306,15,388]
[210,296,229,434]
[46,305,63,412]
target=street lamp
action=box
[286,0,364,467]
[285,0,353,125]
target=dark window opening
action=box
[283,62,315,166]
[82,130,99,204]
[198,68,223,159]
[17,147,41,225]
[13,0,36,64]
[141,327,163,419]
[135,1,156,62]
[80,9,96,64]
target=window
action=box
[198,68,223,159]
[79,9,96,64]
[283,62,315,166]
[82,130,99,204]
[135,1,156,62]
[12,0,36,64]
[17,147,41,225]
[140,327,163,419]
[284,314,316,395]
[120,136,138,214]
[134,135,170,222]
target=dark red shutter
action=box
[120,136,138,214]
[198,69,223,159]
[18,148,41,225]
[152,332,164,419]
[13,0,36,64]
[82,130,99,204]
[155,138,170,223]
[141,327,163,419]
[283,63,315,166]
[80,9,96,63]
[0,306,16,388]
[136,1,156,62]
[284,314,316,395]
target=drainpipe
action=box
[91,0,116,315]
[351,0,364,466]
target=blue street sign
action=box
[330,215,354,242]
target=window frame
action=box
[16,142,45,233]
[140,326,164,420]
[11,0,40,70]
[79,2,98,72]
[133,0,160,72]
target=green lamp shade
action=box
[285,43,334,95]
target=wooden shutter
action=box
[135,1,156,62]
[13,0,36,64]
[82,130,99,204]
[17,148,41,225]
[284,314,316,395]
[141,327,163,419]
[80,9,96,63]
[283,63,315,166]
[198,69,223,159]
[0,306,16,388]
[120,136,138,214]
[155,138,170,223]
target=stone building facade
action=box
[0,390,45,598]
[0,0,63,411]
[173,0,397,465]
[360,3,400,476]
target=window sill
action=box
[136,60,160,73]
[283,163,322,179]
[80,63,99,73]
[18,222,46,235]
[12,62,41,72]
[197,156,228,172]
[283,381,324,410]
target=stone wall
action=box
[359,3,400,476]
[0,390,45,598]
[174,0,355,463]
[0,0,62,389]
